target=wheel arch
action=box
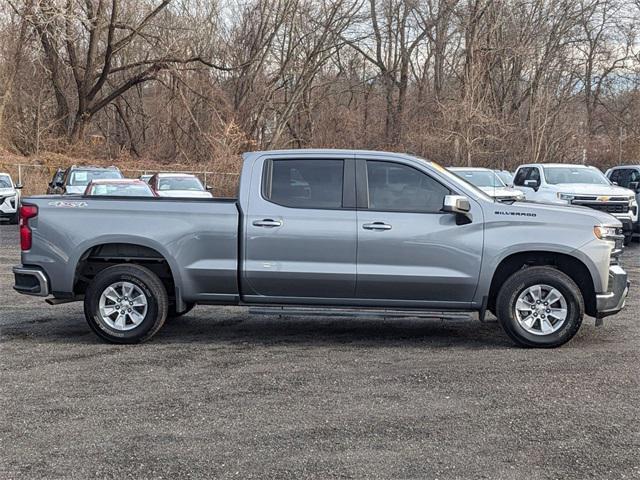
[487,251,597,317]
[72,238,182,306]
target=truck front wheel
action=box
[84,264,168,344]
[496,266,584,348]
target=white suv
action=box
[0,172,21,224]
[513,163,638,243]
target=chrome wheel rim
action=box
[514,284,568,336]
[98,281,148,331]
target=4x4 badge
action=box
[48,201,88,208]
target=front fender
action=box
[476,243,603,301]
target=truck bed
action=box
[21,196,241,303]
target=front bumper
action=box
[610,214,634,234]
[596,265,629,318]
[13,266,50,297]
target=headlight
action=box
[557,193,574,201]
[594,225,619,240]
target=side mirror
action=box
[443,195,472,224]
[612,181,618,186]
[15,183,23,189]
[523,179,539,191]
[443,195,471,214]
[205,185,213,191]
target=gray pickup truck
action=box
[13,150,630,347]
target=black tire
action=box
[496,266,584,348]
[168,302,195,319]
[10,212,19,225]
[624,233,631,246]
[84,264,168,344]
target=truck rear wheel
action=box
[496,266,584,348]
[84,264,168,344]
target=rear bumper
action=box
[13,266,50,297]
[596,265,629,318]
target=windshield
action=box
[495,171,513,185]
[88,183,154,197]
[543,167,610,185]
[158,177,204,191]
[0,175,12,188]
[452,170,506,188]
[68,169,123,186]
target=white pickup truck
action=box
[513,163,638,243]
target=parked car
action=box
[0,172,22,224]
[149,173,213,198]
[139,174,153,184]
[513,163,638,243]
[13,149,629,348]
[494,169,514,186]
[48,165,124,195]
[84,179,156,197]
[448,167,524,201]
[604,165,640,241]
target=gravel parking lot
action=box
[1,223,639,479]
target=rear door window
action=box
[264,159,344,209]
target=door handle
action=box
[253,218,283,227]
[362,222,392,231]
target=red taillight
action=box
[19,204,38,251]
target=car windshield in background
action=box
[455,170,505,188]
[543,167,610,185]
[414,158,495,202]
[69,170,122,186]
[495,171,513,185]
[88,184,154,197]
[0,175,12,188]
[158,177,204,191]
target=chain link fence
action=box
[0,163,240,197]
